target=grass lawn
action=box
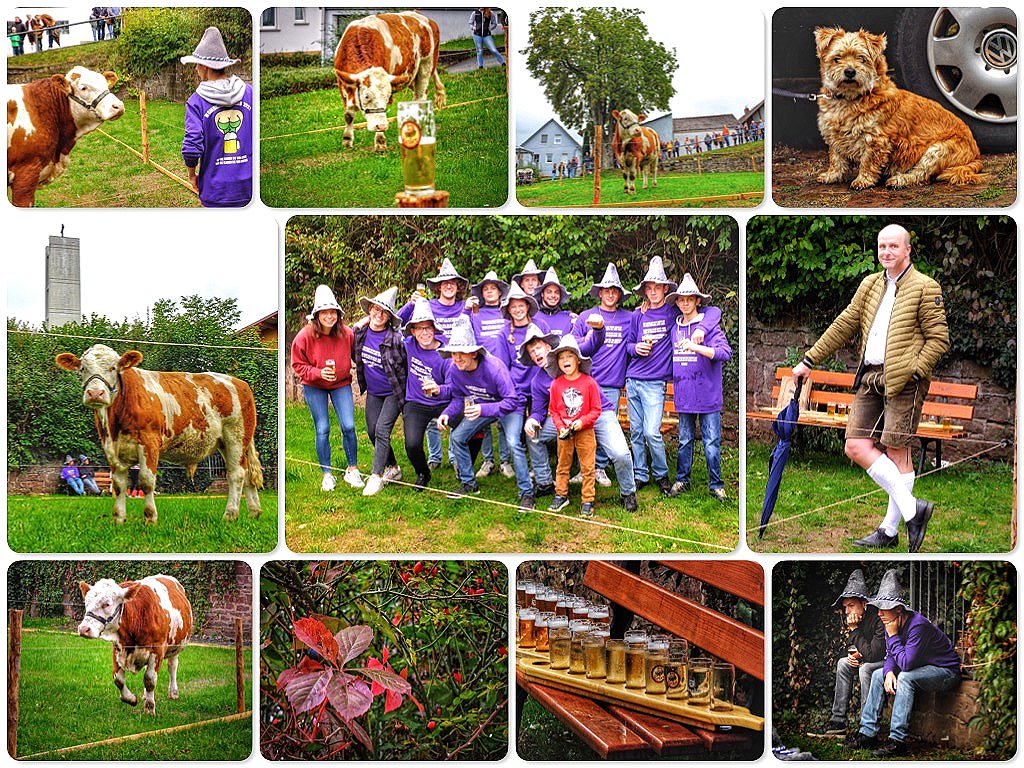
[746,441,1014,553]
[14,628,251,761]
[8,491,277,553]
[284,402,739,554]
[260,67,508,207]
[440,34,505,50]
[25,97,200,208]
[516,171,764,208]
[6,40,115,73]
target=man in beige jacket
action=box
[792,224,949,552]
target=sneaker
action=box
[710,487,728,503]
[362,474,384,496]
[321,472,337,492]
[634,477,650,490]
[475,459,496,478]
[518,492,536,511]
[427,460,441,471]
[621,492,638,512]
[656,476,673,496]
[580,502,595,518]
[548,495,570,512]
[569,472,583,484]
[668,481,688,497]
[343,468,364,489]
[414,472,431,491]
[845,732,878,750]
[807,719,846,738]
[594,468,612,487]
[500,461,516,478]
[534,483,555,498]
[382,465,402,483]
[871,739,908,758]
[447,481,480,499]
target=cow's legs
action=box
[113,647,138,706]
[143,656,158,714]
[432,69,447,109]
[374,131,388,152]
[222,442,245,521]
[10,162,43,208]
[138,442,159,524]
[167,653,180,700]
[343,104,356,148]
[110,463,129,524]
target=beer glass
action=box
[587,602,610,627]
[605,639,627,684]
[583,631,608,679]
[397,100,436,196]
[570,598,590,621]
[827,402,836,416]
[549,625,571,670]
[516,579,530,609]
[556,594,571,617]
[535,612,554,653]
[568,620,593,674]
[687,656,712,705]
[645,635,670,695]
[523,580,538,608]
[518,607,538,648]
[666,639,689,700]
[710,662,735,711]
[624,631,648,689]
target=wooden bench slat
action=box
[775,367,978,399]
[606,705,705,755]
[657,561,764,606]
[583,562,764,680]
[694,726,754,751]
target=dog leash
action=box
[771,87,832,102]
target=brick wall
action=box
[7,466,230,495]
[661,154,763,174]
[194,561,252,644]
[901,680,983,748]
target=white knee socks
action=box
[866,454,917,523]
[880,471,916,537]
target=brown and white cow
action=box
[78,575,192,715]
[612,108,659,194]
[334,11,447,151]
[7,66,125,206]
[55,344,264,524]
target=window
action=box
[545,154,553,163]
[539,134,548,144]
[260,8,277,29]
[553,134,562,145]
[294,8,307,24]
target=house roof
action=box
[740,100,766,123]
[672,113,740,133]
[520,118,582,150]
[640,112,672,125]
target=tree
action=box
[523,8,677,169]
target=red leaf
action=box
[453,671,463,685]
[357,666,412,695]
[298,656,324,673]
[335,625,374,663]
[276,667,300,691]
[284,669,333,714]
[326,676,373,720]
[345,716,373,752]
[293,618,339,664]
[384,688,403,713]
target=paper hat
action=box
[358,286,401,329]
[544,333,593,378]
[180,27,240,69]
[589,262,631,300]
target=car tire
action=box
[893,7,1017,153]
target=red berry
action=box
[413,561,424,574]
[498,646,508,656]
[401,572,411,583]
[453,672,463,684]
[476,577,483,585]
[491,570,499,578]
[427,720,436,730]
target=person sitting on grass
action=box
[402,299,452,491]
[533,266,576,340]
[546,335,604,518]
[61,456,85,495]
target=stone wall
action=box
[195,561,253,644]
[7,465,228,495]
[661,154,763,174]
[746,318,1015,462]
[904,680,983,748]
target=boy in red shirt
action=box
[546,335,603,517]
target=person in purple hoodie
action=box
[437,316,534,508]
[667,274,732,501]
[402,299,452,491]
[180,27,252,207]
[499,280,540,409]
[850,569,961,758]
[533,267,576,340]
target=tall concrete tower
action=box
[45,233,83,327]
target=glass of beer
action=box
[535,612,554,653]
[516,579,530,608]
[549,624,571,670]
[666,639,689,700]
[827,402,836,416]
[710,662,735,711]
[555,593,571,617]
[587,602,610,627]
[570,598,590,622]
[398,100,436,196]
[583,631,608,679]
[523,580,538,608]
[624,631,649,689]
[518,607,538,648]
[568,620,593,674]
[605,639,627,684]
[687,656,713,705]
[645,635,670,695]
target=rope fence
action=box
[10,328,276,353]
[6,14,124,41]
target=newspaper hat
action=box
[425,257,469,290]
[517,323,560,366]
[438,315,485,357]
[358,286,401,329]
[307,284,342,321]
[867,569,910,611]
[180,26,241,69]
[831,569,872,607]
[634,256,678,292]
[666,273,711,303]
[513,258,546,285]
[544,333,592,378]
[501,280,539,318]
[535,266,570,306]
[589,262,632,300]
[402,298,438,337]
[470,270,510,302]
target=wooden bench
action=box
[58,469,112,495]
[617,383,679,435]
[517,560,764,759]
[747,367,978,474]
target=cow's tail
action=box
[244,440,264,490]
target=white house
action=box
[517,118,583,176]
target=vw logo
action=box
[981,29,1017,70]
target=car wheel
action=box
[894,7,1017,152]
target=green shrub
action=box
[260,66,337,98]
[260,51,324,69]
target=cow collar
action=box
[69,87,115,113]
[82,369,123,399]
[355,87,387,116]
[617,114,639,131]
[86,601,123,628]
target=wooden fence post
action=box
[696,155,702,175]
[140,90,150,165]
[593,125,602,205]
[235,618,244,714]
[8,610,23,758]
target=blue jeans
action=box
[832,657,885,719]
[595,386,622,469]
[860,664,960,742]
[473,34,505,67]
[481,422,511,463]
[529,412,636,494]
[426,418,442,464]
[626,378,669,482]
[676,412,723,490]
[66,476,84,495]
[451,411,531,495]
[303,384,358,472]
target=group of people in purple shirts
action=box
[291,255,732,516]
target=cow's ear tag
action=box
[399,119,421,150]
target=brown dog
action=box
[814,27,983,189]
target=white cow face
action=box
[55,344,143,409]
[614,109,646,139]
[78,578,127,639]
[59,66,125,123]
[342,67,411,133]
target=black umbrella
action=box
[758,377,804,539]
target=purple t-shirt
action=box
[404,336,453,407]
[626,304,679,381]
[398,299,467,338]
[470,306,508,360]
[361,328,392,396]
[502,321,537,406]
[536,308,574,340]
[442,354,519,420]
[572,307,634,388]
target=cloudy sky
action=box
[6,212,278,329]
[513,8,765,144]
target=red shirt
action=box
[548,372,602,432]
[290,324,354,389]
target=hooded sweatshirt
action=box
[181,75,253,207]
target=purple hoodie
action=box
[398,298,467,338]
[572,307,634,388]
[442,353,519,420]
[470,305,509,361]
[181,78,253,207]
[671,308,732,413]
[882,609,961,677]
[404,335,453,407]
[500,321,537,403]
[627,304,722,382]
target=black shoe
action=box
[853,528,898,548]
[580,502,595,518]
[807,719,846,738]
[621,492,638,512]
[656,476,673,496]
[634,477,650,490]
[907,499,934,553]
[534,483,555,498]
[872,739,908,758]
[414,472,431,491]
[845,732,878,750]
[447,481,480,499]
[548,495,570,512]
[518,492,536,511]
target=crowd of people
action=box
[291,256,733,518]
[7,9,120,56]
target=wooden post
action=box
[8,609,22,758]
[140,90,149,165]
[235,618,244,714]
[592,125,602,205]
[395,190,450,208]
[696,155,702,175]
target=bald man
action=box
[792,224,949,552]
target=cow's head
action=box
[54,66,125,123]
[78,578,130,639]
[56,344,143,409]
[613,109,646,139]
[337,67,411,133]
